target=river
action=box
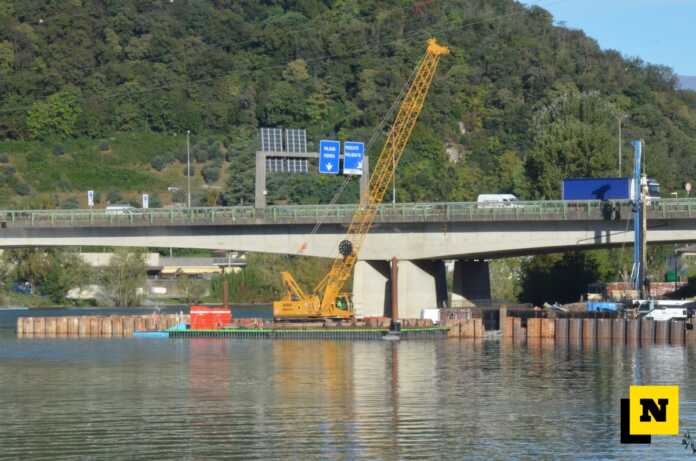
[1,314,695,459]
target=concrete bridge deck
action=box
[3,199,696,319]
[1,199,696,228]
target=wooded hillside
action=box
[1,0,695,207]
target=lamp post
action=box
[392,150,396,205]
[186,130,191,208]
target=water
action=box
[1,333,695,459]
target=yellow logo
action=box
[629,385,679,435]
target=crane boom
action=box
[273,39,449,319]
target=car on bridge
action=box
[476,194,520,208]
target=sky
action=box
[521,0,696,75]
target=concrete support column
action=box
[451,259,492,307]
[255,151,266,209]
[396,260,447,319]
[353,260,391,317]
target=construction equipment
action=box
[273,39,449,319]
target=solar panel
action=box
[285,128,307,153]
[266,157,308,174]
[260,127,284,152]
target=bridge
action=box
[2,199,696,317]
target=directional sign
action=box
[343,141,364,175]
[319,140,340,175]
[87,190,94,208]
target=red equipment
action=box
[190,305,231,330]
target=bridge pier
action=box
[353,260,391,317]
[451,259,491,306]
[353,259,447,319]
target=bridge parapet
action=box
[1,199,696,228]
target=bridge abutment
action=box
[451,259,491,306]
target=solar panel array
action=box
[285,128,307,153]
[260,127,309,174]
[266,157,308,173]
[260,127,284,152]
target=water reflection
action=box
[0,335,694,459]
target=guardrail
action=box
[1,199,695,228]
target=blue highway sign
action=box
[319,140,340,175]
[343,141,364,175]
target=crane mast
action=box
[273,39,449,319]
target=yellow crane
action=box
[273,39,449,320]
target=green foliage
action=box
[175,274,207,304]
[61,196,80,209]
[27,89,82,139]
[150,155,166,171]
[210,253,332,303]
[201,164,221,184]
[99,248,146,307]
[14,182,30,196]
[2,249,90,304]
[107,190,122,203]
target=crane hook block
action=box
[338,240,353,257]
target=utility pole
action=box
[392,150,396,205]
[186,130,191,208]
[618,114,627,176]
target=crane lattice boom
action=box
[316,39,449,310]
[273,39,448,319]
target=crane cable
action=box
[298,60,421,253]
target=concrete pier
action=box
[353,260,391,317]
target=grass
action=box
[0,132,221,207]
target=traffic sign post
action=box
[142,194,149,209]
[87,190,94,208]
[319,140,340,175]
[343,141,364,175]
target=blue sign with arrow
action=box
[343,141,364,175]
[319,140,340,175]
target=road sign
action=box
[142,194,149,209]
[343,141,364,175]
[319,140,340,175]
[87,190,94,208]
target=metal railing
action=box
[0,199,695,228]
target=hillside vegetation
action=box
[0,0,695,208]
[1,0,696,305]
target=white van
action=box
[476,194,519,208]
[639,300,696,321]
[105,204,136,216]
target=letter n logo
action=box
[629,385,679,436]
[639,398,668,422]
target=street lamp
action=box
[186,130,191,208]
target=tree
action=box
[100,249,146,307]
[525,90,617,199]
[26,89,82,139]
[175,272,206,304]
[2,249,89,303]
